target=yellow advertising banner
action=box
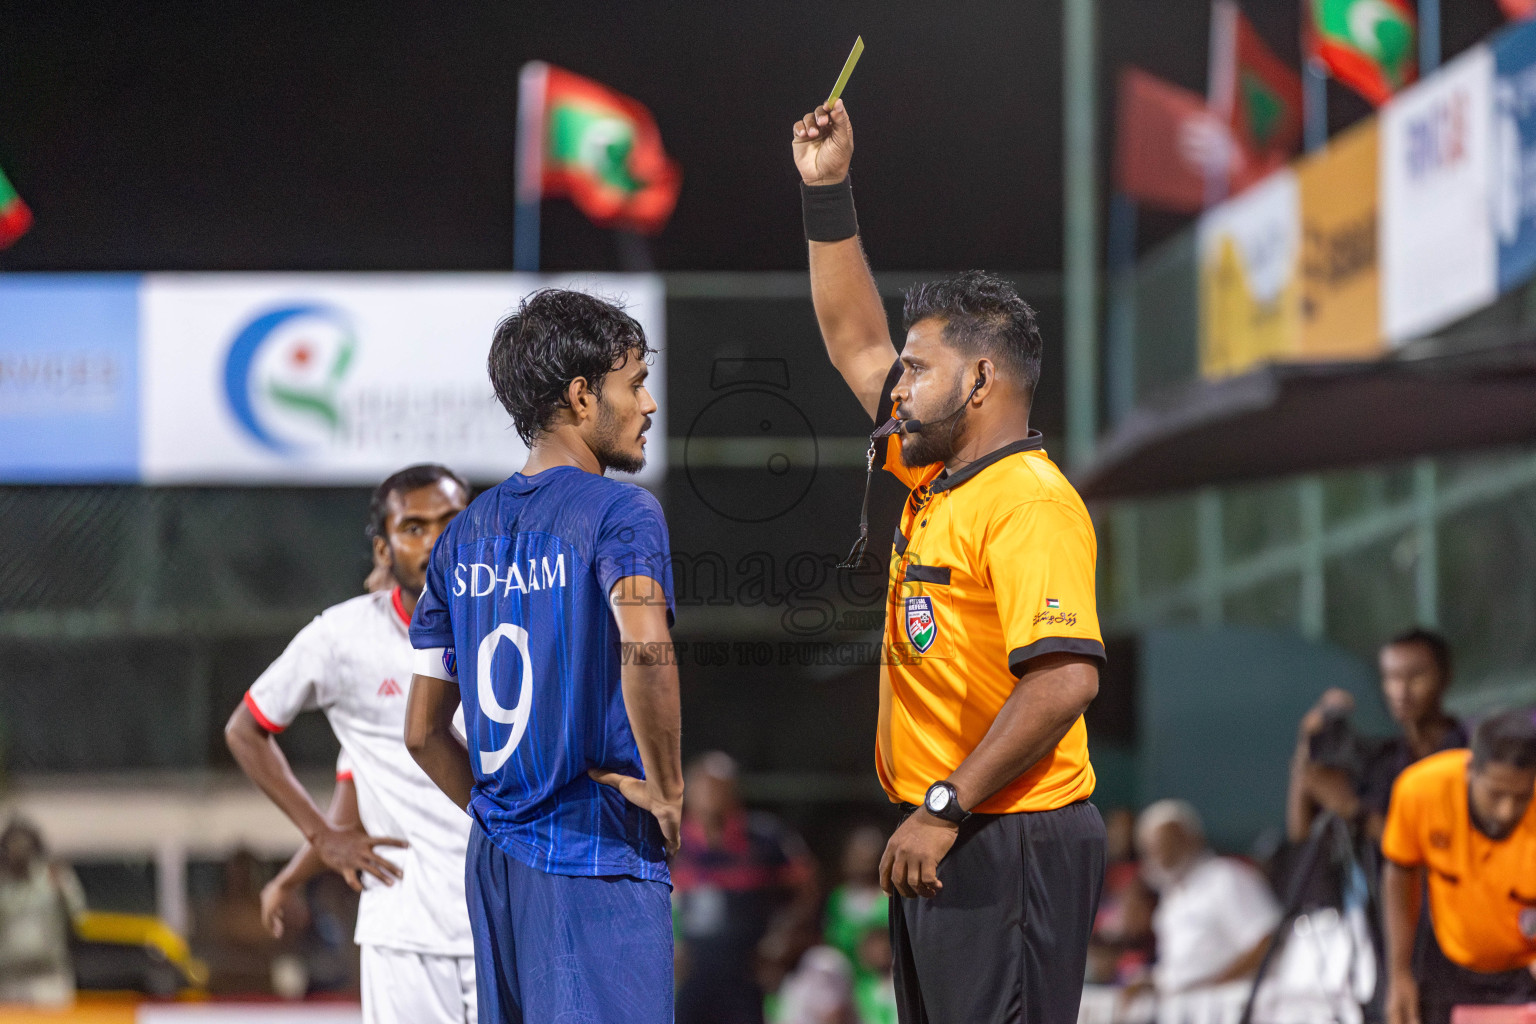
[1297,118,1383,360]
[1198,170,1301,378]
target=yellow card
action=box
[825,36,865,107]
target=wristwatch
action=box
[923,781,969,824]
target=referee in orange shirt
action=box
[792,102,1106,1023]
[1381,710,1536,1024]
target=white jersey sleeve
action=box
[336,750,354,782]
[246,615,333,731]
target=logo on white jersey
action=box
[453,555,568,597]
[377,678,403,697]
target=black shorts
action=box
[889,799,1105,1024]
[1416,916,1536,1024]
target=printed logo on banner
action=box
[139,274,667,485]
[1492,19,1536,291]
[1380,46,1496,344]
[1297,118,1383,360]
[1197,170,1302,379]
[224,304,357,454]
[0,275,141,483]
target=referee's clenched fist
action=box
[791,100,853,187]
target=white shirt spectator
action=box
[1152,854,1282,993]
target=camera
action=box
[1307,707,1371,785]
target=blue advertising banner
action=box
[0,275,140,482]
[1492,18,1536,291]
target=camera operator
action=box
[1287,629,1465,846]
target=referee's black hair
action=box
[367,464,470,539]
[902,271,1043,398]
[1385,626,1452,685]
[488,289,651,445]
[1471,709,1536,771]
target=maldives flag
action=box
[0,164,32,249]
[1305,0,1417,106]
[517,62,681,235]
[1227,7,1302,174]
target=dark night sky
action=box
[0,0,1504,273]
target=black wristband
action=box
[801,176,858,242]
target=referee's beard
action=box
[899,377,965,469]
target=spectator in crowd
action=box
[672,751,817,1024]
[0,818,85,1006]
[849,926,897,1024]
[1289,628,1465,845]
[1088,806,1156,985]
[822,826,886,975]
[1381,710,1536,1024]
[820,826,896,1024]
[199,848,287,995]
[1136,800,1282,996]
[772,945,861,1024]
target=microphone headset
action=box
[838,372,986,569]
[898,375,985,435]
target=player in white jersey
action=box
[225,464,476,1024]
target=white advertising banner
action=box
[139,273,665,485]
[1380,45,1497,345]
[137,1007,361,1023]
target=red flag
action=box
[517,63,681,235]
[1116,68,1262,213]
[1225,7,1303,174]
[1500,0,1536,20]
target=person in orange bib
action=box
[791,99,1105,1024]
[1381,710,1536,1024]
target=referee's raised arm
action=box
[792,100,899,422]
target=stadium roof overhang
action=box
[1074,342,1536,501]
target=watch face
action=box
[926,786,950,812]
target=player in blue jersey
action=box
[403,289,682,1024]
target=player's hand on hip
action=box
[791,99,853,186]
[589,768,684,857]
[312,823,408,891]
[879,809,958,900]
[259,878,290,938]
[1385,968,1420,1024]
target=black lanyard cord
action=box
[838,417,901,570]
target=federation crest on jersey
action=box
[905,596,937,653]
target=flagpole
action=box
[1105,192,1138,425]
[514,62,548,273]
[1063,0,1099,472]
[1205,0,1238,207]
[1303,61,1328,152]
[1419,0,1440,75]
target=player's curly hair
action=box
[902,270,1043,398]
[488,289,652,445]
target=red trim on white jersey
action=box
[390,587,412,628]
[243,690,286,734]
[336,770,355,782]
